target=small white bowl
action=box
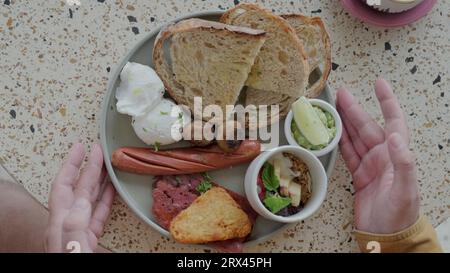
[244,146,327,223]
[365,0,424,13]
[284,99,342,158]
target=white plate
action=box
[100,11,338,247]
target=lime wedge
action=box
[292,97,330,146]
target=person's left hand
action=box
[336,79,419,234]
[46,143,115,253]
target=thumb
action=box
[387,133,418,197]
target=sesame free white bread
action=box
[221,3,309,98]
[153,18,266,119]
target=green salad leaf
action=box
[196,180,212,194]
[262,163,279,192]
[196,173,213,194]
[202,172,212,181]
[263,193,292,214]
[153,142,161,152]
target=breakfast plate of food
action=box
[100,3,339,252]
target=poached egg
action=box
[115,62,164,117]
[132,99,190,146]
[115,62,191,146]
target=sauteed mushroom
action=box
[182,120,214,147]
[216,120,244,153]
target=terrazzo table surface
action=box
[0,0,448,252]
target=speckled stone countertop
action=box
[0,0,448,252]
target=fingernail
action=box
[73,198,90,210]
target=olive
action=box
[216,120,244,153]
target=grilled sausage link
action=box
[111,140,261,175]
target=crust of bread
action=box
[281,14,331,98]
[221,4,302,48]
[155,18,266,42]
[169,187,252,244]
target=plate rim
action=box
[100,10,338,248]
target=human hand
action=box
[46,143,115,253]
[336,78,420,234]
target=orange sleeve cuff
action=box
[353,215,443,253]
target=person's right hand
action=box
[336,78,420,234]
[46,143,115,253]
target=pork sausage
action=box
[111,140,261,175]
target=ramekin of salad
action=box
[284,97,342,157]
[244,146,327,223]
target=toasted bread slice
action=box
[244,14,331,125]
[243,87,295,128]
[244,88,296,118]
[221,3,309,98]
[153,18,266,120]
[282,14,331,98]
[169,187,252,244]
